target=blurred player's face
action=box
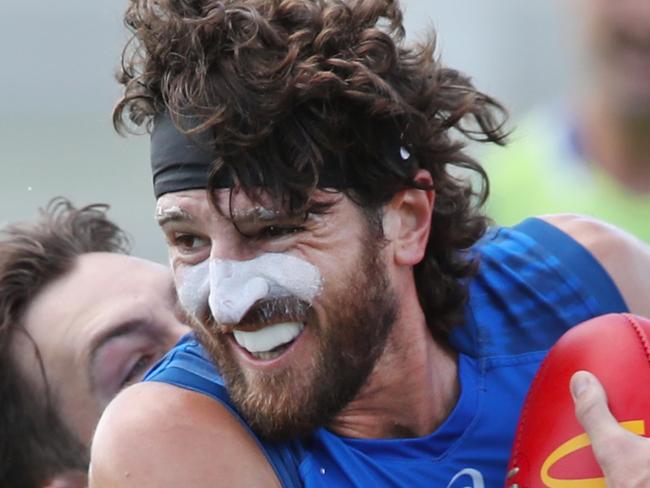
[12,254,189,446]
[585,0,650,112]
[158,188,398,439]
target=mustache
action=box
[199,296,311,333]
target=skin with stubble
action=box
[198,222,397,440]
[157,187,457,441]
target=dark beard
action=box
[197,235,398,441]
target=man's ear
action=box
[42,470,87,488]
[382,169,434,266]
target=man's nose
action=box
[207,259,271,325]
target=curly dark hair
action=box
[115,0,508,339]
[0,197,130,487]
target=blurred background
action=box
[0,0,586,262]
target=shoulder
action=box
[89,381,281,488]
[539,214,650,317]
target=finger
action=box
[570,370,620,449]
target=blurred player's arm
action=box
[540,214,650,318]
[89,382,282,488]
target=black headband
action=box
[150,112,414,198]
[151,112,215,198]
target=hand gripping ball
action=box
[506,313,650,488]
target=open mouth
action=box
[232,321,305,361]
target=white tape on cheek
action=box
[207,254,322,325]
[175,260,210,319]
[257,253,322,302]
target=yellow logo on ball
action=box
[540,420,645,488]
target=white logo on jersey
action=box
[446,468,485,488]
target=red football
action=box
[506,313,650,488]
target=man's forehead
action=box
[15,253,173,352]
[156,188,343,223]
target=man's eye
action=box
[258,225,305,239]
[121,355,154,388]
[171,233,209,252]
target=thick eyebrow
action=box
[155,206,194,227]
[231,207,280,223]
[231,207,304,225]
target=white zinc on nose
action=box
[176,253,322,324]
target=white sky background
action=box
[0,0,578,262]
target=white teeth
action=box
[233,322,304,354]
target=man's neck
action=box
[327,292,459,440]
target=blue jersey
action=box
[144,218,627,487]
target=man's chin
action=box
[244,408,322,442]
[227,373,329,441]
